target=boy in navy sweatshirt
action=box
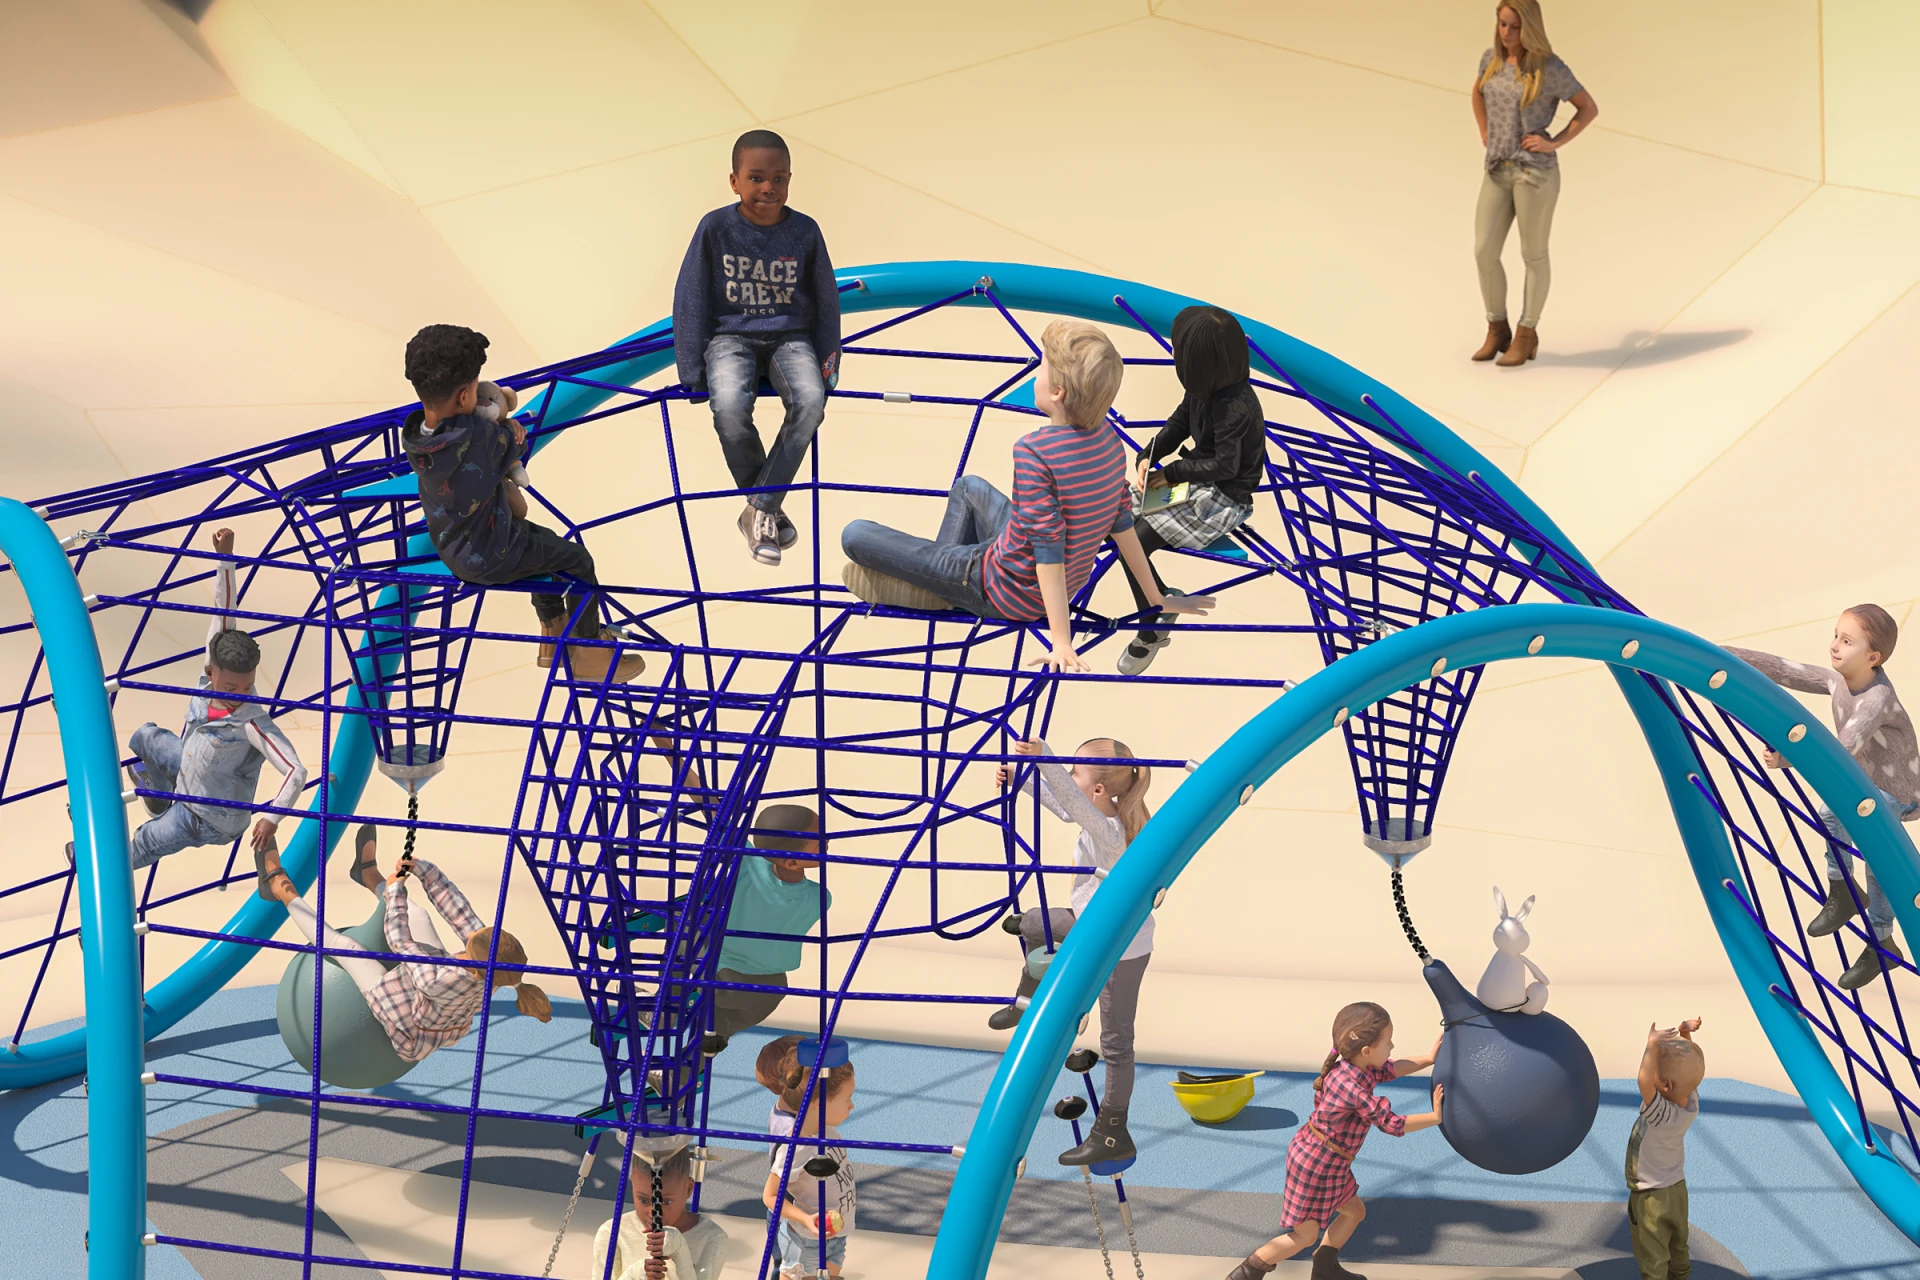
[673,129,841,567]
[401,324,644,685]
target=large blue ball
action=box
[274,899,414,1089]
[1425,960,1599,1175]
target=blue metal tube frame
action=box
[0,498,147,1279]
[929,602,1920,1277]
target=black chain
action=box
[403,790,419,869]
[1392,866,1430,963]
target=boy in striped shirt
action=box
[841,320,1210,669]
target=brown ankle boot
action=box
[562,628,646,685]
[1226,1254,1277,1280]
[1496,325,1538,366]
[536,616,567,668]
[1471,319,1512,361]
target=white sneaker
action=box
[1116,632,1171,675]
[739,505,781,566]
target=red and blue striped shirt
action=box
[983,422,1134,621]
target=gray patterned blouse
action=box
[1477,48,1584,170]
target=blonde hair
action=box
[1480,1,1555,107]
[1078,738,1152,843]
[768,1040,856,1115]
[1844,604,1899,670]
[465,927,551,1019]
[1039,319,1124,429]
[1656,1037,1706,1095]
[1314,1001,1392,1092]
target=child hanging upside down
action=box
[993,736,1156,1166]
[255,825,551,1063]
[1228,1003,1441,1280]
[840,319,1212,671]
[402,323,645,685]
[79,528,308,873]
[1728,604,1919,990]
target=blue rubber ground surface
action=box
[4,984,1918,1278]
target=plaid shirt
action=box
[364,859,489,1062]
[1279,1060,1405,1229]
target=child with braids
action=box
[1727,604,1919,990]
[761,1040,857,1279]
[592,1143,729,1280]
[991,736,1156,1166]
[1228,1003,1442,1280]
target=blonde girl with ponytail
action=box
[991,735,1156,1167]
[1228,1004,1442,1280]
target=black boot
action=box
[987,970,1038,1031]
[1059,1105,1136,1166]
[1840,937,1903,991]
[1808,879,1863,938]
[1225,1254,1276,1280]
[1311,1244,1366,1280]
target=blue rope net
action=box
[3,262,1918,1277]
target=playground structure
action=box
[2,261,1918,1279]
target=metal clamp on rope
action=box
[140,1071,157,1085]
[60,529,109,551]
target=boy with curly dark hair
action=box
[673,129,841,567]
[75,527,309,871]
[401,324,643,684]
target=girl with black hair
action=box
[1118,305,1268,675]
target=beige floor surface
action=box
[291,1156,1578,1280]
[5,0,1920,1100]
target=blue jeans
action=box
[705,334,827,514]
[777,1220,847,1276]
[129,725,233,869]
[840,474,1008,617]
[1817,787,1916,941]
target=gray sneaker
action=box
[127,761,170,818]
[739,505,781,566]
[1115,591,1181,676]
[774,511,799,550]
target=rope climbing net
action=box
[3,262,1919,1278]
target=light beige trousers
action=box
[1474,160,1561,328]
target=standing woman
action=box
[1470,1,1598,367]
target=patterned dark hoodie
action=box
[401,408,526,578]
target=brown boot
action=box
[561,629,646,685]
[1226,1254,1277,1280]
[537,616,567,668]
[1471,319,1512,361]
[1496,325,1538,366]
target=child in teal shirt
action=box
[708,804,829,1054]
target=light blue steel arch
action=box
[0,499,147,1279]
[929,602,1920,1279]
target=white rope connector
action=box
[1708,670,1727,689]
[1787,724,1807,742]
[1858,797,1878,818]
[140,1071,157,1085]
[1093,866,1109,880]
[133,922,150,937]
[1012,995,1031,1010]
[31,506,50,520]
[1239,785,1254,805]
[142,1234,158,1247]
[1015,1157,1027,1179]
[82,594,101,608]
[882,391,912,404]
[950,1145,965,1158]
[1620,639,1640,660]
[1430,657,1448,677]
[1527,635,1545,654]
[104,678,121,694]
[121,788,136,803]
[1183,759,1200,772]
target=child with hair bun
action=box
[992,735,1155,1166]
[1728,604,1920,990]
[1227,1002,1441,1280]
[760,1040,857,1279]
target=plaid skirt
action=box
[1133,482,1253,552]
[1278,1124,1361,1231]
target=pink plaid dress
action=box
[1279,1060,1406,1230]
[365,859,489,1062]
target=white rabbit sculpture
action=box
[1476,886,1550,1015]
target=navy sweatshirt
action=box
[671,204,841,389]
[402,408,526,578]
[1138,383,1268,508]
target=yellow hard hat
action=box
[1169,1070,1265,1124]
